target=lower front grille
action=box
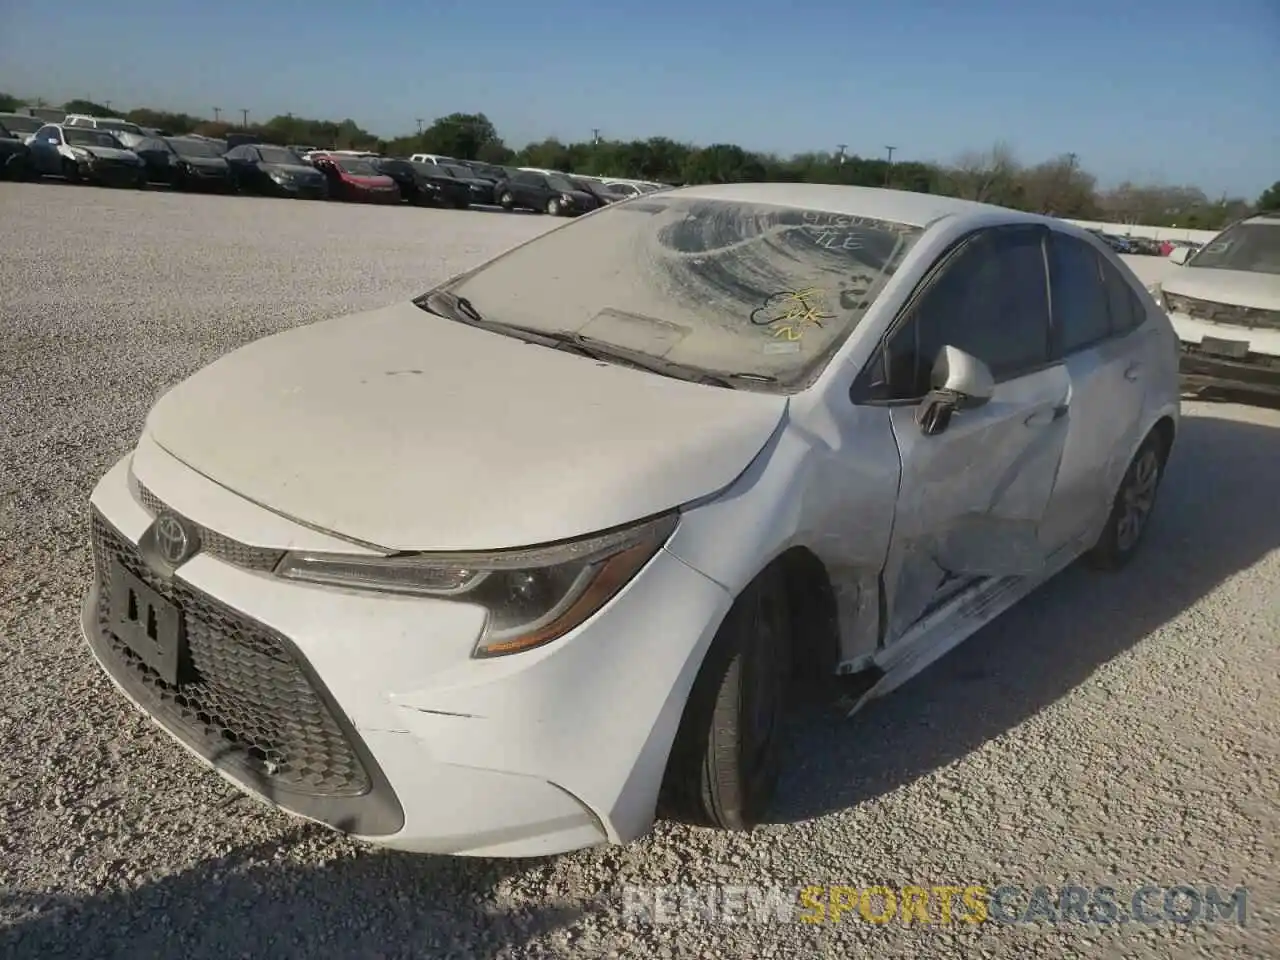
[89,509,370,799]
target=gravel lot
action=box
[2,182,1277,959]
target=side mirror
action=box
[915,346,995,436]
[1168,246,1191,265]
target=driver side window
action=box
[873,227,1052,400]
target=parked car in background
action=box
[409,153,457,165]
[224,143,328,199]
[27,124,146,187]
[601,180,646,198]
[0,112,43,143]
[161,137,237,191]
[81,183,1179,857]
[409,162,474,208]
[456,160,510,185]
[370,158,437,206]
[63,114,146,137]
[494,169,595,216]
[308,152,401,204]
[0,120,33,179]
[570,176,626,207]
[1148,212,1280,400]
[437,162,497,205]
[128,136,183,185]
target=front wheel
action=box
[546,198,561,216]
[660,566,791,830]
[1085,431,1168,570]
[498,190,515,210]
[62,159,82,184]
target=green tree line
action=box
[3,93,1275,230]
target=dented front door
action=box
[881,363,1071,643]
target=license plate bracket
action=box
[1200,336,1250,359]
[109,561,188,686]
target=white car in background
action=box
[83,184,1179,858]
[1148,212,1280,399]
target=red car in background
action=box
[309,152,400,204]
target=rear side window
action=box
[1049,232,1111,355]
[1099,256,1147,335]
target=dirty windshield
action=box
[1188,220,1280,276]
[440,196,924,387]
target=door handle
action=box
[1124,362,1143,381]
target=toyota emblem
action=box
[154,513,195,566]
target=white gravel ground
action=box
[1,182,1277,959]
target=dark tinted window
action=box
[1049,232,1111,354]
[35,125,60,142]
[1099,256,1146,335]
[514,171,542,185]
[882,228,1050,397]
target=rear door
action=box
[1036,232,1150,551]
[871,225,1071,642]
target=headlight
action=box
[561,193,574,204]
[68,146,91,159]
[276,512,677,657]
[269,170,292,183]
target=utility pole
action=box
[213,106,222,123]
[240,108,249,128]
[592,128,601,145]
[415,118,424,134]
[103,100,111,112]
[836,144,847,165]
[884,145,896,186]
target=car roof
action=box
[665,182,1042,228]
[1243,213,1280,226]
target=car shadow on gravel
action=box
[0,826,598,960]
[770,407,1280,824]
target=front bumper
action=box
[83,443,733,856]
[84,159,144,185]
[1169,311,1280,399]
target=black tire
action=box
[453,198,470,210]
[62,159,81,184]
[498,190,515,210]
[660,566,791,830]
[5,154,30,181]
[546,197,561,216]
[1085,430,1168,570]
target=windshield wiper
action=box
[415,292,778,389]
[532,330,774,390]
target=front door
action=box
[873,225,1069,642]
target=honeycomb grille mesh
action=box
[134,481,284,572]
[90,510,371,798]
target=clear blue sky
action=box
[1,0,1276,198]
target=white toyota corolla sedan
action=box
[84,183,1180,857]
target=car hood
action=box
[1162,267,1280,310]
[76,145,137,161]
[144,300,789,552]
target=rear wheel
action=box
[660,566,791,830]
[498,190,515,210]
[1085,431,1168,570]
